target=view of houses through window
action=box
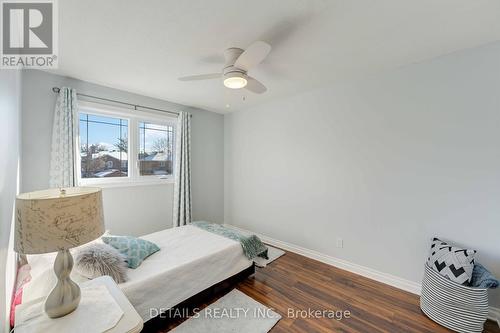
[139,122,174,176]
[79,111,175,181]
[79,113,129,178]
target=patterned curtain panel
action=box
[49,87,78,188]
[173,111,192,226]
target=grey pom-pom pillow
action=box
[75,243,128,283]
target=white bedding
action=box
[120,225,252,320]
[24,225,252,321]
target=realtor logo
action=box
[1,0,58,68]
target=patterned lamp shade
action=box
[15,187,105,254]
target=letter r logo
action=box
[2,1,53,54]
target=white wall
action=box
[225,41,500,307]
[0,70,22,333]
[21,70,224,236]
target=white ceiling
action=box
[52,0,500,113]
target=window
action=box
[79,113,128,179]
[77,101,176,186]
[138,122,175,176]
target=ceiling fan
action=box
[178,41,271,94]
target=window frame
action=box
[76,101,177,188]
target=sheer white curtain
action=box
[49,87,78,188]
[173,111,192,226]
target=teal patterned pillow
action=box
[102,236,160,269]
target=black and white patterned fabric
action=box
[427,238,476,285]
[420,264,489,333]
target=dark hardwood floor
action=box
[145,250,500,333]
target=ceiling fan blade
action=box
[178,73,221,81]
[234,41,271,71]
[245,76,267,94]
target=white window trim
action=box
[77,101,177,188]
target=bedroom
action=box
[1,0,500,332]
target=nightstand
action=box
[15,276,143,333]
[84,276,143,333]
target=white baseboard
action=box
[224,224,500,327]
[489,307,500,328]
[224,224,421,294]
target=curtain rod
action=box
[52,87,188,117]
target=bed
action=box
[23,225,254,321]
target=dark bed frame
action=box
[143,263,256,331]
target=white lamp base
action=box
[45,249,81,318]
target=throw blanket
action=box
[470,263,499,289]
[192,221,268,260]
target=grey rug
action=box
[254,246,285,268]
[170,289,281,333]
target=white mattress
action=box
[24,225,252,322]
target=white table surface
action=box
[84,276,143,333]
[15,276,143,333]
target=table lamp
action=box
[15,187,105,318]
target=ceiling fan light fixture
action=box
[223,73,247,89]
[179,41,270,95]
